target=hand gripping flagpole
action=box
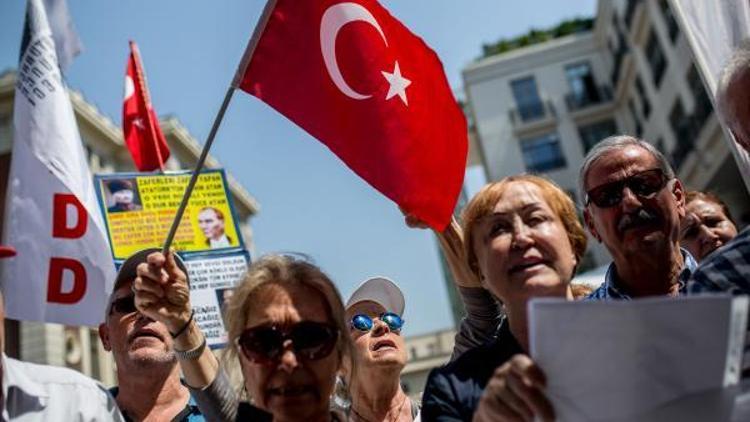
[161,0,277,253]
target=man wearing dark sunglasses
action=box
[343,277,420,421]
[98,248,233,421]
[580,136,697,300]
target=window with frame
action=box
[611,32,629,86]
[669,98,694,167]
[628,99,642,137]
[510,76,545,121]
[670,99,690,142]
[520,132,566,172]
[635,76,651,118]
[687,65,712,131]
[655,137,666,155]
[659,0,679,43]
[578,119,618,153]
[645,29,667,87]
[565,62,604,110]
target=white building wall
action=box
[464,33,616,268]
[464,0,750,273]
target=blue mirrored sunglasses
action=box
[350,312,404,332]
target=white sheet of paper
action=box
[529,295,748,422]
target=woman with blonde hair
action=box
[420,174,587,421]
[223,254,353,421]
[133,251,353,421]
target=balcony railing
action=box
[509,100,556,126]
[565,85,613,112]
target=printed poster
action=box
[95,170,244,260]
[183,252,250,348]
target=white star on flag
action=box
[132,117,145,130]
[381,61,411,105]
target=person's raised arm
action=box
[402,211,502,359]
[134,251,237,421]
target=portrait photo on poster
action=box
[198,206,233,249]
[94,170,245,261]
[215,286,235,327]
[104,178,142,213]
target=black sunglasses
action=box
[585,168,669,208]
[108,295,137,316]
[236,321,339,365]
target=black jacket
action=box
[420,322,523,421]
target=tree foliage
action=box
[480,17,594,59]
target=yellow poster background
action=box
[99,172,241,260]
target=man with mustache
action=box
[98,249,233,421]
[468,136,699,421]
[581,135,696,299]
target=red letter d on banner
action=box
[52,193,87,239]
[47,257,87,304]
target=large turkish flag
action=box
[235,0,467,230]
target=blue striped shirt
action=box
[586,248,697,300]
[689,227,750,295]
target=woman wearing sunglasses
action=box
[222,254,353,421]
[342,276,418,421]
[420,174,587,421]
[131,250,352,420]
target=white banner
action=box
[668,0,750,190]
[1,0,115,326]
[183,252,250,348]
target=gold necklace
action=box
[351,395,409,422]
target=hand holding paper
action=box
[528,295,749,421]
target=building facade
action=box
[0,70,259,385]
[463,0,750,271]
[401,328,456,401]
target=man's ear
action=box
[98,323,112,352]
[671,178,686,218]
[583,207,601,242]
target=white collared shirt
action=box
[208,234,231,249]
[2,354,123,421]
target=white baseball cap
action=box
[346,276,405,316]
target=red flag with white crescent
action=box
[123,41,170,172]
[235,0,467,230]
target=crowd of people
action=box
[1,33,750,422]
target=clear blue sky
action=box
[0,0,596,336]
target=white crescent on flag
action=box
[124,75,135,101]
[319,2,411,105]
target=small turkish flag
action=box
[123,40,170,172]
[235,0,467,230]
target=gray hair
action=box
[715,39,750,131]
[578,135,675,199]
